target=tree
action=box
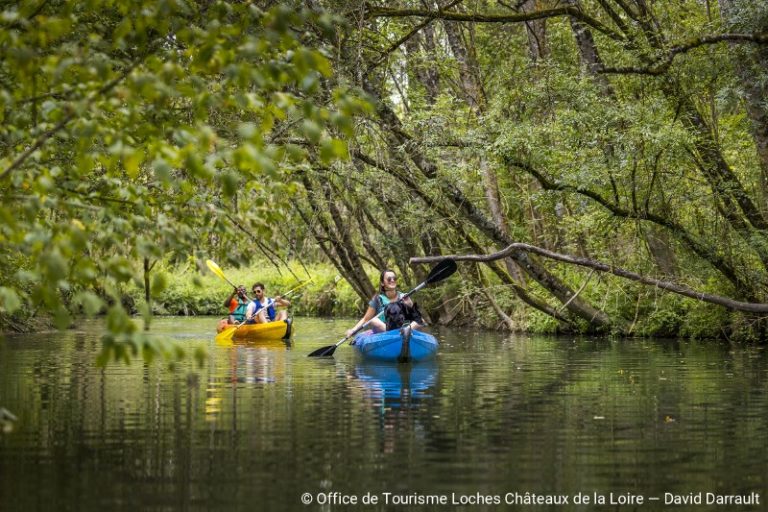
[0,1,364,360]
[290,0,768,338]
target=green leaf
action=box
[0,287,21,314]
[319,138,348,163]
[124,150,144,179]
[221,170,239,197]
[76,291,105,317]
[153,158,173,184]
[151,272,168,295]
[301,119,322,144]
[42,250,68,281]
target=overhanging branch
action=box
[411,244,768,314]
[602,32,768,75]
[365,6,625,42]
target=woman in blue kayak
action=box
[346,269,423,337]
[245,282,290,323]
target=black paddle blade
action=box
[425,258,458,285]
[308,345,337,357]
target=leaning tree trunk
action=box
[298,172,375,303]
[520,0,551,63]
[366,87,614,329]
[719,0,768,216]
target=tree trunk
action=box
[442,17,486,112]
[565,0,613,96]
[643,226,678,277]
[405,30,440,105]
[367,92,614,329]
[440,16,524,284]
[354,148,575,325]
[299,172,375,303]
[143,257,155,331]
[520,0,551,63]
[719,0,768,215]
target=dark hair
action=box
[252,282,265,291]
[378,269,396,293]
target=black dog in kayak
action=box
[384,300,424,363]
[384,299,424,331]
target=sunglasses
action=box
[385,276,397,282]
[253,289,263,293]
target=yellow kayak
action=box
[215,318,293,343]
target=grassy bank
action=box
[124,261,363,319]
[126,260,734,339]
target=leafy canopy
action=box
[0,0,365,361]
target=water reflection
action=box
[347,361,438,458]
[1,318,767,511]
[352,361,437,407]
[205,338,292,424]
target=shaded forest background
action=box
[3,0,768,353]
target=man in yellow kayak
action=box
[245,283,291,323]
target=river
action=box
[0,317,766,511]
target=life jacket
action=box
[232,298,249,322]
[251,298,276,321]
[373,292,404,315]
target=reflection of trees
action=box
[4,325,768,505]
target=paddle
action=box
[215,278,314,343]
[308,258,458,357]
[206,259,242,291]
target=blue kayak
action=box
[352,328,439,362]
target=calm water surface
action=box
[1,317,767,511]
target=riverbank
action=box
[130,262,738,340]
[0,260,742,341]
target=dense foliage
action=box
[285,0,768,340]
[0,0,365,360]
[4,0,768,346]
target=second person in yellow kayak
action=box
[246,282,290,323]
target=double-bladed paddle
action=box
[308,258,458,357]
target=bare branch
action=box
[602,32,768,75]
[412,245,768,313]
[366,0,463,75]
[365,6,626,42]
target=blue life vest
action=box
[250,298,276,321]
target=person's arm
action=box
[224,289,236,309]
[273,295,290,307]
[244,302,256,321]
[346,306,377,337]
